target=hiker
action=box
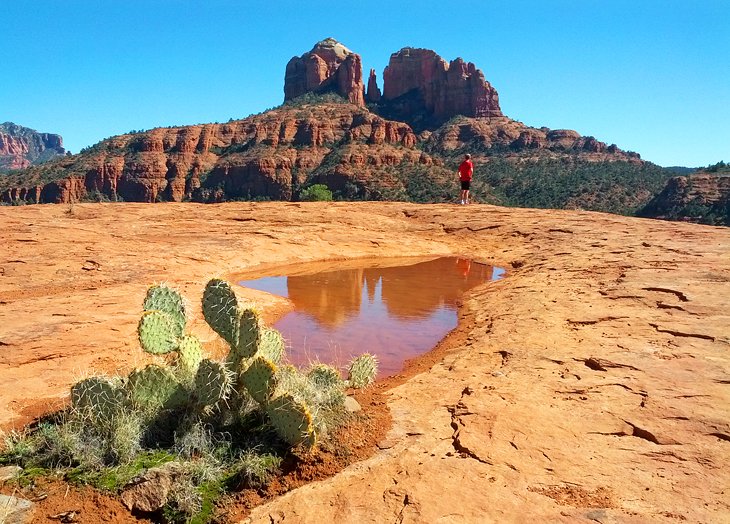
[458,154,474,204]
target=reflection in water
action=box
[240,257,503,377]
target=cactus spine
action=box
[259,327,286,364]
[143,284,186,335]
[138,310,182,355]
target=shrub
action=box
[299,184,333,202]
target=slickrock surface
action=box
[0,202,728,522]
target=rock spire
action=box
[283,38,365,106]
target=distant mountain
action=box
[0,39,673,216]
[0,122,66,172]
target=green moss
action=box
[66,450,176,491]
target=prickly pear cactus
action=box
[347,353,378,389]
[138,310,182,354]
[307,364,343,389]
[127,364,187,411]
[143,284,186,334]
[202,279,240,347]
[235,308,261,360]
[241,356,278,404]
[266,393,316,448]
[176,334,203,379]
[306,364,346,412]
[71,376,125,419]
[194,359,234,411]
[259,327,285,364]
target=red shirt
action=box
[458,159,474,181]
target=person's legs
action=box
[460,181,471,204]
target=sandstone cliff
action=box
[379,47,502,128]
[0,104,423,204]
[423,116,640,160]
[639,172,730,225]
[0,100,646,206]
[284,38,365,106]
[0,122,66,171]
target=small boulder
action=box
[0,494,35,524]
[344,396,362,413]
[0,465,22,482]
[120,462,183,513]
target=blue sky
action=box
[1,1,727,167]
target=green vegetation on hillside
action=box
[345,155,672,214]
[705,160,729,173]
[646,198,730,226]
[474,158,673,215]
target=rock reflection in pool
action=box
[239,257,504,377]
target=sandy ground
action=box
[0,201,728,523]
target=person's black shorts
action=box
[460,180,471,190]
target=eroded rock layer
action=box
[639,172,730,225]
[0,103,641,205]
[0,122,66,171]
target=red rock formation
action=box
[284,38,365,106]
[382,48,502,122]
[0,104,421,204]
[639,173,730,224]
[0,43,649,207]
[366,69,381,103]
[423,116,638,163]
[0,122,66,171]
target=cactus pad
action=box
[241,356,278,404]
[138,310,182,354]
[202,279,240,347]
[176,334,204,379]
[71,376,125,418]
[347,353,378,389]
[127,364,188,411]
[307,364,343,389]
[235,308,261,360]
[305,364,346,412]
[194,359,234,410]
[266,393,316,448]
[259,327,285,364]
[143,284,186,334]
